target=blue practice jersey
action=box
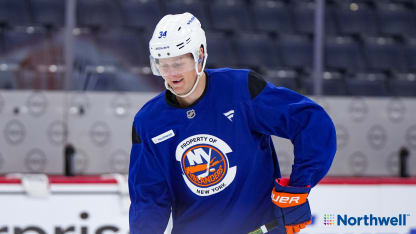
[129,68,337,234]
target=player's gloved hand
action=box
[272,178,312,234]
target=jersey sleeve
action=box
[243,71,337,187]
[129,122,171,234]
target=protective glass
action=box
[150,54,196,77]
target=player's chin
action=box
[175,86,192,96]
[175,89,187,96]
[170,85,181,93]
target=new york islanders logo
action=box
[176,134,237,196]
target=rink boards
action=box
[0,91,416,177]
[0,176,415,234]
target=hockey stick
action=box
[248,220,280,234]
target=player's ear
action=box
[198,46,205,64]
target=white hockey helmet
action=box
[149,12,208,97]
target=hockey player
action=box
[129,12,337,234]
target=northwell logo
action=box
[324,214,410,226]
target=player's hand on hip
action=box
[271,178,312,234]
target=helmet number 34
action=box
[158,31,167,39]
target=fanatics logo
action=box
[223,110,234,122]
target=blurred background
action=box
[0,0,415,233]
[1,0,416,94]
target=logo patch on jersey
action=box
[176,134,236,196]
[223,109,234,122]
[151,130,175,144]
[186,109,196,119]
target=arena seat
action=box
[302,72,347,96]
[334,1,378,35]
[233,32,280,72]
[30,0,65,28]
[209,0,253,32]
[325,35,365,73]
[205,31,236,68]
[120,0,162,31]
[265,69,299,91]
[277,34,313,72]
[292,0,337,35]
[164,0,210,30]
[0,0,31,27]
[404,37,416,72]
[252,0,293,34]
[77,0,123,28]
[362,36,407,73]
[3,27,46,53]
[375,1,416,37]
[345,73,388,96]
[389,73,416,97]
[95,28,147,67]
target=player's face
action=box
[158,54,197,95]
